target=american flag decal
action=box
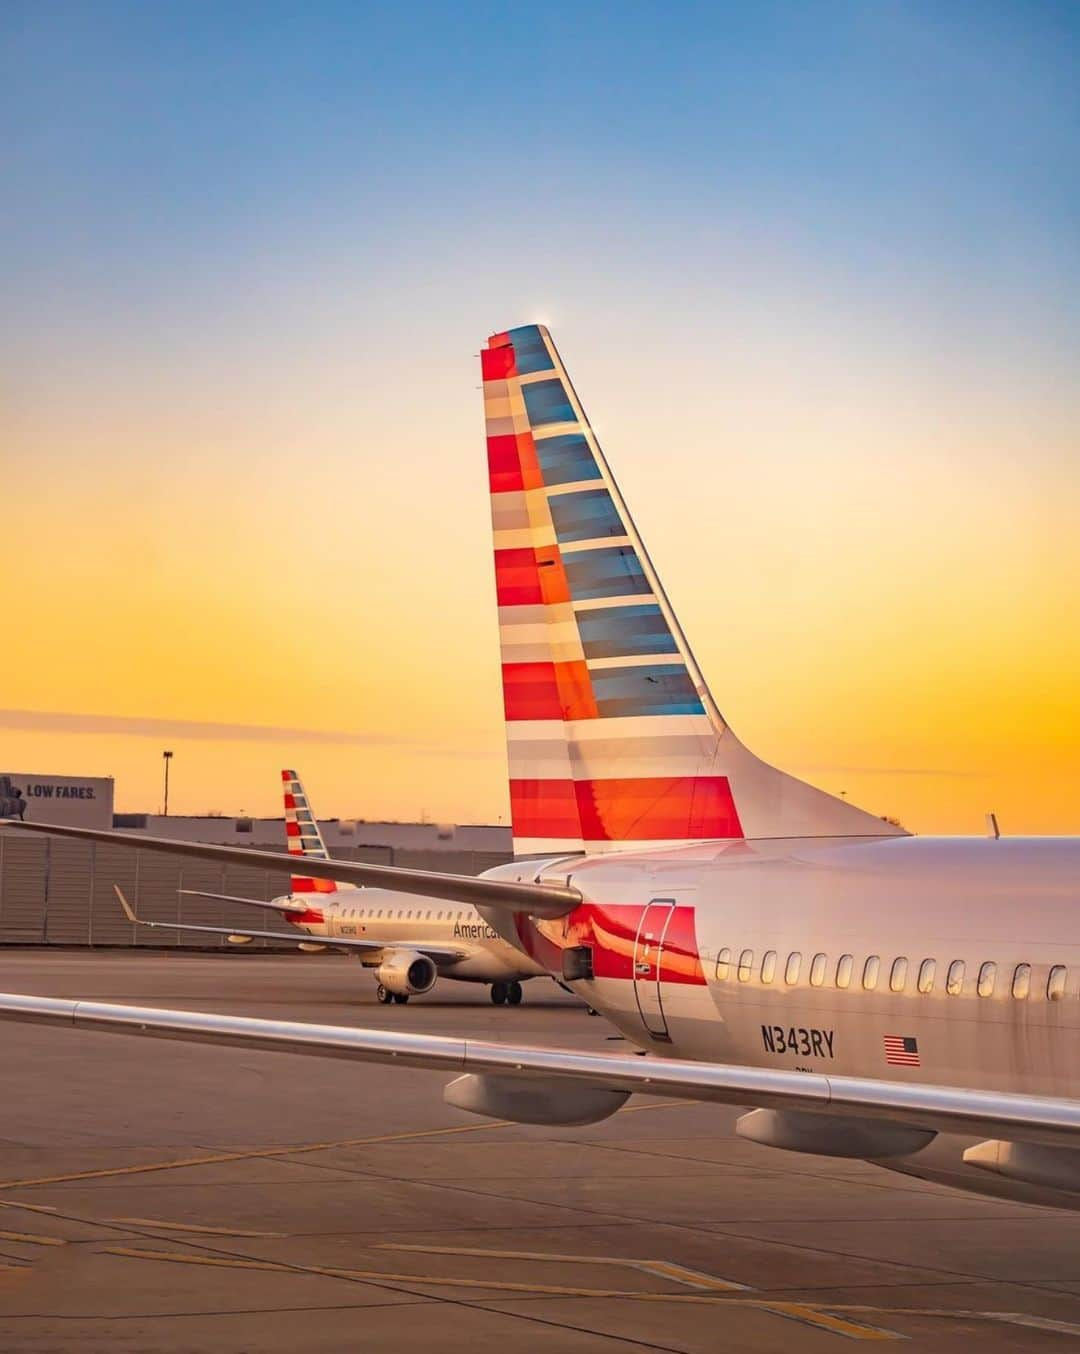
[883,1034,920,1067]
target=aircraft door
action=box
[633,900,676,1041]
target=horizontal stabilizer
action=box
[0,820,578,918]
[177,889,305,913]
[114,887,464,960]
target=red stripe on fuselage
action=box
[285,906,325,925]
[515,903,705,986]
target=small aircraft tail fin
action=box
[282,770,338,894]
[482,325,904,855]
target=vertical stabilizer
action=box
[482,325,904,855]
[282,770,339,894]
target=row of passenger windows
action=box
[715,949,1068,1001]
[337,907,469,921]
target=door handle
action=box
[635,961,651,975]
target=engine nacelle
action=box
[444,1073,629,1126]
[375,951,438,996]
[736,1108,936,1159]
[963,1139,1080,1193]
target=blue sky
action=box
[5,2,1077,341]
[2,1,1078,829]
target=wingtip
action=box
[112,884,138,924]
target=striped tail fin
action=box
[482,325,904,856]
[282,770,338,894]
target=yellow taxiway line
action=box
[104,1245,900,1340]
[0,1119,516,1192]
[374,1241,897,1339]
[0,1229,66,1247]
[0,1094,696,1194]
[380,1242,751,1291]
[106,1216,284,1237]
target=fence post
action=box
[41,837,52,943]
[132,852,141,945]
[88,841,96,946]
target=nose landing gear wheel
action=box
[507,981,523,1006]
[490,981,508,1005]
[376,985,393,1004]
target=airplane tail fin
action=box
[282,770,338,894]
[482,325,904,856]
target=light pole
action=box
[162,750,173,817]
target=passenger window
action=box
[978,961,997,997]
[760,950,777,984]
[809,953,827,987]
[862,955,880,991]
[946,959,965,995]
[917,958,936,994]
[737,949,754,982]
[835,954,853,989]
[715,947,732,981]
[785,952,802,985]
[1012,964,1031,1000]
[889,957,908,993]
[1048,966,1067,1001]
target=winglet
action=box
[113,884,139,925]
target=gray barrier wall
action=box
[0,836,512,946]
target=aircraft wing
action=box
[0,820,579,918]
[2,993,1080,1150]
[113,888,466,961]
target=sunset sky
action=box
[3,2,1077,833]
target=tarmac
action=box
[3,951,1080,1351]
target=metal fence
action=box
[0,835,512,947]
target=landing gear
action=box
[393,993,409,1004]
[376,985,393,1005]
[491,980,523,1006]
[586,1006,600,1016]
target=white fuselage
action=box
[481,835,1080,1203]
[281,886,546,983]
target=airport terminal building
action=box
[0,771,511,947]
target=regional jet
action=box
[4,324,1080,1211]
[118,769,545,1006]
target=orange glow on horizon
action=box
[6,326,1077,836]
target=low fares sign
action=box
[0,773,114,829]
